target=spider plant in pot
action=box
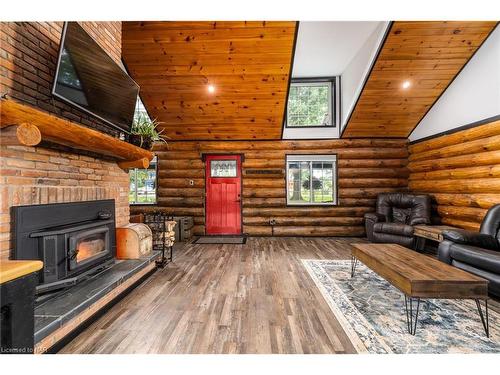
[129,114,167,150]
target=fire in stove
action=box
[75,234,106,264]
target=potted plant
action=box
[129,113,167,150]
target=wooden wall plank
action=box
[132,139,408,237]
[408,119,500,231]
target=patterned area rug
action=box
[302,259,500,354]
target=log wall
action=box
[131,139,409,237]
[408,118,500,231]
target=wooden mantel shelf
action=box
[0,99,153,169]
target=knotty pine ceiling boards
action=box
[342,21,497,138]
[122,21,297,140]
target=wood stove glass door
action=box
[68,227,110,271]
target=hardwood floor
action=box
[60,237,366,354]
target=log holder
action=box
[143,212,175,268]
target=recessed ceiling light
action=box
[207,84,216,93]
[402,81,411,89]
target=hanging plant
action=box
[129,113,168,150]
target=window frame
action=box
[129,155,158,206]
[285,77,337,129]
[285,154,338,206]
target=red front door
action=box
[205,155,242,235]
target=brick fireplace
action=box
[0,21,129,260]
[0,145,130,260]
[0,21,160,353]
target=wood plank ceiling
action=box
[342,21,498,138]
[122,21,297,140]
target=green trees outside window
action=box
[129,156,157,204]
[286,80,334,127]
[286,156,337,205]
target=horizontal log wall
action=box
[408,119,500,231]
[132,139,409,237]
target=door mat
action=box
[194,236,247,244]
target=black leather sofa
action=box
[438,204,500,297]
[364,193,431,249]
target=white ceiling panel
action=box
[292,21,382,77]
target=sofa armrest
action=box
[442,229,500,251]
[364,212,385,242]
[364,212,386,223]
[437,240,454,264]
[409,216,431,226]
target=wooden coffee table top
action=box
[351,243,488,299]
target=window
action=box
[286,155,337,205]
[129,156,157,204]
[210,160,237,177]
[129,97,157,205]
[286,79,335,127]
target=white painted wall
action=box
[292,21,380,77]
[282,126,339,140]
[341,22,389,130]
[409,26,500,141]
[284,21,386,139]
[283,21,390,139]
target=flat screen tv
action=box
[52,22,139,133]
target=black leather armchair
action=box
[364,193,431,249]
[438,204,500,297]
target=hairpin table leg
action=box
[404,295,420,335]
[475,299,489,338]
[351,256,358,278]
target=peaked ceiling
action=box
[122,21,297,140]
[342,21,498,138]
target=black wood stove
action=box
[11,200,117,293]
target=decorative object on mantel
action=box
[302,259,500,354]
[143,212,175,268]
[129,113,167,151]
[0,99,153,170]
[116,223,153,260]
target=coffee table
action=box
[351,243,490,336]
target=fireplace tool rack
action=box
[143,212,175,268]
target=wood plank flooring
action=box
[60,237,366,354]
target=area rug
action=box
[302,259,500,354]
[194,236,247,244]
